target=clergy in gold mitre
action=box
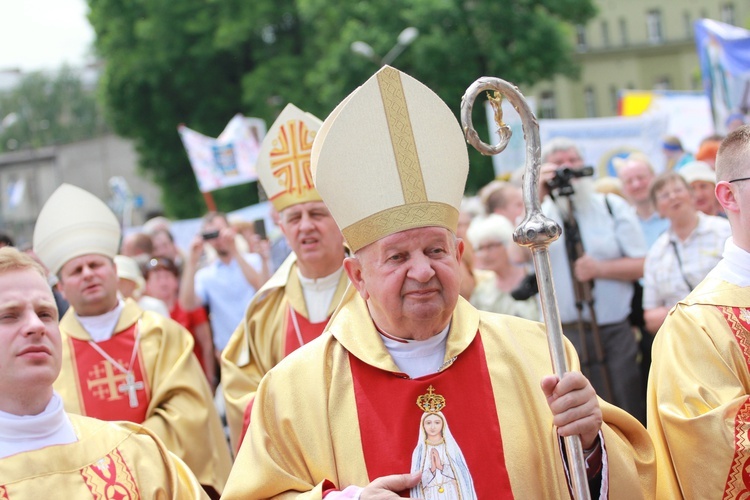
[33,184,232,498]
[648,126,750,497]
[220,103,348,451]
[0,247,207,499]
[222,66,655,499]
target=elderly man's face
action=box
[345,226,463,341]
[58,254,119,317]
[0,269,61,410]
[619,160,654,205]
[545,148,585,169]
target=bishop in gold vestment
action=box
[54,299,232,494]
[0,415,206,499]
[223,289,656,499]
[221,103,348,451]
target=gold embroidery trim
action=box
[343,202,458,252]
[376,67,427,204]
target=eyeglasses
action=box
[655,185,689,202]
[729,176,750,184]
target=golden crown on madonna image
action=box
[416,385,447,414]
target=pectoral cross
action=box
[118,372,144,408]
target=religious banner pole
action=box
[461,77,591,500]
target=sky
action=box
[0,0,95,72]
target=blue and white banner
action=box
[178,114,266,193]
[486,101,670,179]
[695,19,750,134]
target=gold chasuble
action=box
[648,278,750,498]
[221,253,349,450]
[223,289,656,499]
[0,414,206,499]
[54,299,232,494]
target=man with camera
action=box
[534,138,647,423]
[179,211,269,355]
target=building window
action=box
[609,86,619,114]
[619,18,628,46]
[584,87,597,118]
[576,25,587,51]
[647,10,663,44]
[654,76,671,90]
[683,11,692,39]
[601,21,610,48]
[540,91,557,119]
[722,4,736,25]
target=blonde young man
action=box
[648,126,750,497]
[33,184,231,497]
[223,66,655,499]
[0,247,206,499]
[221,104,348,450]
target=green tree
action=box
[0,66,105,152]
[88,0,595,216]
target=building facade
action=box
[524,0,747,119]
[0,134,163,247]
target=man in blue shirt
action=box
[179,212,268,355]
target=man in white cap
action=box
[33,184,232,498]
[223,66,655,499]
[680,160,724,217]
[0,247,206,498]
[220,103,348,451]
[648,127,750,497]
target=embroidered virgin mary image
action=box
[410,386,477,500]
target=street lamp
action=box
[351,27,419,66]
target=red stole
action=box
[68,324,150,422]
[349,332,513,498]
[283,306,329,356]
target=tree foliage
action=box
[87,0,596,217]
[0,66,105,153]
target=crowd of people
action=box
[1,64,748,498]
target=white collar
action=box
[0,392,77,458]
[380,323,450,379]
[76,300,124,342]
[297,266,344,291]
[710,238,750,287]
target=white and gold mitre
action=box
[311,65,469,252]
[256,103,323,212]
[33,184,121,275]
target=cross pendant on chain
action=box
[118,372,144,408]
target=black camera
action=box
[546,165,595,195]
[202,230,220,240]
[511,273,539,301]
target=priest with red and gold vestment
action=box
[0,247,206,499]
[221,104,348,451]
[648,127,750,497]
[222,66,656,499]
[33,184,232,497]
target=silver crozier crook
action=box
[461,77,591,500]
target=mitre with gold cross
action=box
[256,103,323,212]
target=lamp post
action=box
[351,27,419,66]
